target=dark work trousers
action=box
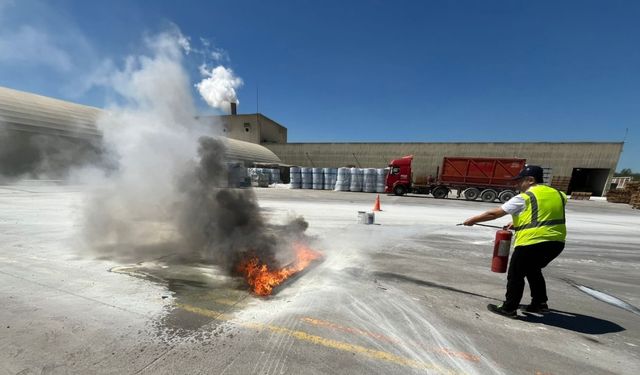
[503,241,564,311]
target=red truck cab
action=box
[385,155,415,196]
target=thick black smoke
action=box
[174,136,307,271]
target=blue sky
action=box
[1,0,638,170]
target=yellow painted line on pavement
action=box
[301,316,481,363]
[212,297,245,306]
[177,303,233,321]
[177,303,466,375]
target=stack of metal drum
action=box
[301,167,313,189]
[323,168,338,190]
[363,168,377,193]
[312,168,324,190]
[349,168,364,192]
[334,167,351,191]
[290,166,387,192]
[376,168,388,193]
[270,168,281,184]
[290,166,302,189]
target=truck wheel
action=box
[432,186,448,199]
[498,190,516,203]
[463,188,480,200]
[393,185,406,196]
[480,189,498,202]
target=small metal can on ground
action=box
[357,211,375,225]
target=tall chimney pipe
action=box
[230,102,237,115]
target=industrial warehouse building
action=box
[1,86,624,196]
[211,111,623,197]
[264,142,623,196]
[0,86,281,180]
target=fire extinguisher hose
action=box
[456,223,509,230]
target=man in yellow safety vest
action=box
[463,165,567,318]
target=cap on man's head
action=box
[513,165,544,183]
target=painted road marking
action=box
[177,303,233,321]
[301,317,481,363]
[177,303,467,375]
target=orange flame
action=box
[236,244,322,296]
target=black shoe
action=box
[487,304,517,319]
[524,303,549,313]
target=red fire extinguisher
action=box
[491,229,513,273]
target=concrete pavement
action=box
[1,184,639,374]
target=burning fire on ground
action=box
[236,244,322,296]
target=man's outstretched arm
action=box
[463,207,508,226]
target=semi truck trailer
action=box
[385,155,526,203]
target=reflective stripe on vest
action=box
[512,190,566,231]
[512,185,567,247]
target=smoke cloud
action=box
[173,136,308,269]
[0,125,109,183]
[80,29,307,273]
[195,65,243,113]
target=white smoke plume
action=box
[79,28,307,272]
[196,65,243,113]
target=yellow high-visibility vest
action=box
[512,185,567,247]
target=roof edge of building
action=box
[273,141,625,145]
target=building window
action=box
[244,122,251,132]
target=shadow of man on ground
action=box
[519,308,625,335]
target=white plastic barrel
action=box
[350,168,363,192]
[290,166,302,189]
[301,167,313,189]
[270,168,281,184]
[312,167,323,190]
[335,167,351,191]
[363,168,377,193]
[323,168,337,190]
[376,168,388,193]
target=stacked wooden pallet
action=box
[627,181,640,193]
[570,192,591,200]
[551,176,571,193]
[606,181,640,205]
[626,182,640,209]
[630,193,640,209]
[606,189,631,203]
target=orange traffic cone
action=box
[373,194,382,211]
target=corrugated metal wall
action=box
[265,142,623,194]
[265,142,621,175]
[0,86,101,138]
